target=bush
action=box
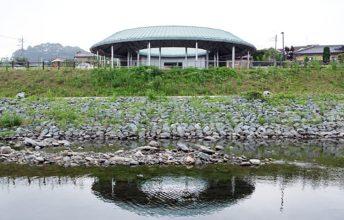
[243,91,264,100]
[323,47,331,64]
[0,112,23,128]
[45,105,80,126]
[331,61,337,70]
[338,53,344,64]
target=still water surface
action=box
[0,165,343,220]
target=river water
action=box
[0,163,343,220]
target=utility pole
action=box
[17,35,24,58]
[281,32,285,61]
[274,34,277,66]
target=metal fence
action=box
[0,61,79,70]
[0,60,325,70]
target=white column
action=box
[130,53,133,67]
[158,47,162,69]
[206,51,209,69]
[216,51,219,67]
[247,51,250,69]
[111,45,114,68]
[127,51,130,68]
[147,41,151,66]
[184,47,188,68]
[232,46,235,68]
[96,51,99,67]
[137,51,140,67]
[214,54,216,67]
[195,41,198,67]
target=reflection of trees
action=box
[225,139,344,160]
[0,176,86,191]
[91,176,255,217]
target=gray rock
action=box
[129,159,139,166]
[148,140,160,148]
[195,158,203,166]
[198,152,210,161]
[249,159,261,165]
[160,132,170,139]
[196,144,215,155]
[263,91,272,97]
[177,126,185,137]
[176,143,189,152]
[240,161,251,166]
[0,146,12,154]
[109,156,130,165]
[16,92,26,99]
[35,157,45,163]
[184,156,195,165]
[136,146,158,152]
[134,150,144,157]
[23,138,46,147]
[58,140,71,147]
[85,157,93,162]
[215,145,224,151]
[114,150,124,154]
[203,136,216,141]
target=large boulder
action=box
[16,92,26,99]
[176,143,189,152]
[148,140,160,148]
[195,144,215,155]
[24,138,46,147]
[0,146,13,154]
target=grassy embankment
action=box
[0,65,343,97]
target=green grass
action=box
[0,66,343,97]
[0,112,23,128]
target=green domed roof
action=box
[91,26,255,49]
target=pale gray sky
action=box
[0,0,343,58]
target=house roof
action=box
[294,45,344,55]
[51,58,65,62]
[75,51,96,58]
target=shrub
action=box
[243,91,264,100]
[338,53,344,64]
[0,112,23,128]
[331,61,337,70]
[323,47,330,64]
[45,105,80,126]
[258,116,266,125]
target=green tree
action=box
[13,56,28,63]
[252,48,282,61]
[323,47,331,64]
[338,53,344,64]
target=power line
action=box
[0,34,18,40]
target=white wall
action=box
[139,56,206,68]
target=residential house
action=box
[293,45,344,62]
[74,51,96,65]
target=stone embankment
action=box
[1,96,344,141]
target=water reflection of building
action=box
[91,176,255,217]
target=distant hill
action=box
[12,43,87,62]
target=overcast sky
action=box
[0,0,343,58]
